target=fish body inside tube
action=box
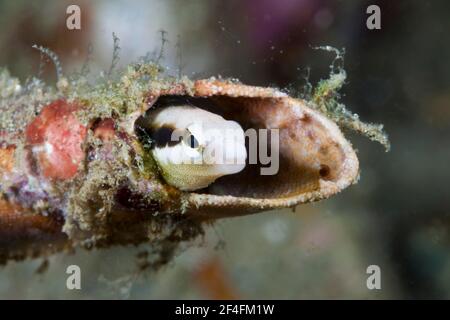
[147,105,247,191]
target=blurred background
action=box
[0,0,449,299]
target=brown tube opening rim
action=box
[134,80,359,217]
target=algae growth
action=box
[0,39,203,266]
[299,46,390,151]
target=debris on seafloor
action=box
[0,42,389,266]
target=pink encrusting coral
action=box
[25,99,87,180]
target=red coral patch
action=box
[25,99,87,180]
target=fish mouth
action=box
[134,81,359,217]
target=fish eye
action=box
[189,134,198,148]
[183,131,199,149]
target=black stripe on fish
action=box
[137,123,200,149]
[149,124,182,148]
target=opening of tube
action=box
[135,95,345,199]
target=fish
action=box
[141,105,247,191]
